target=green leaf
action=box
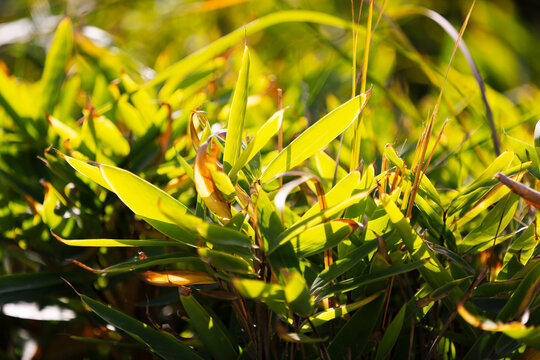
[271,188,374,255]
[85,115,130,157]
[496,258,540,322]
[505,132,540,179]
[78,293,203,360]
[311,240,378,295]
[40,17,73,114]
[180,294,238,360]
[61,153,113,191]
[290,219,360,257]
[223,45,250,174]
[299,170,361,222]
[98,163,199,244]
[458,194,520,253]
[82,254,200,274]
[196,222,254,249]
[117,95,148,137]
[232,278,287,315]
[229,108,285,181]
[260,91,370,184]
[328,295,384,359]
[301,292,381,330]
[380,194,459,305]
[284,270,313,316]
[315,260,426,303]
[455,151,515,199]
[375,301,410,360]
[499,224,538,280]
[198,248,254,274]
[252,184,301,280]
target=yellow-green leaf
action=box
[261,90,370,184]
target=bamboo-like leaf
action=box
[223,45,250,174]
[276,326,327,343]
[0,272,65,296]
[198,248,254,274]
[290,219,360,257]
[229,108,286,180]
[313,150,348,183]
[232,278,287,315]
[117,95,148,137]
[311,240,378,295]
[458,194,519,252]
[499,225,537,280]
[380,194,460,306]
[260,90,371,184]
[283,270,313,316]
[40,17,73,114]
[301,292,381,330]
[252,183,301,282]
[180,294,238,360]
[375,302,410,360]
[327,295,384,359]
[195,222,253,249]
[193,138,232,221]
[98,163,200,244]
[60,152,113,191]
[87,115,130,156]
[52,231,179,248]
[459,304,540,349]
[496,259,540,322]
[272,171,327,219]
[270,188,374,255]
[505,133,540,179]
[299,170,361,222]
[495,172,540,209]
[72,253,200,274]
[47,115,80,146]
[140,270,215,286]
[455,151,515,199]
[76,292,204,360]
[315,260,426,303]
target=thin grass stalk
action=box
[406,0,476,218]
[350,0,371,172]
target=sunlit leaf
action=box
[193,138,232,221]
[223,45,249,174]
[302,292,381,330]
[140,270,215,286]
[229,108,286,180]
[261,90,371,184]
[284,270,313,316]
[232,278,287,315]
[290,219,360,257]
[198,248,254,274]
[40,17,73,114]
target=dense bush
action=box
[1,1,540,359]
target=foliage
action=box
[1,0,540,359]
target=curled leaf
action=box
[193,137,232,221]
[495,172,540,209]
[140,270,215,286]
[273,171,327,220]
